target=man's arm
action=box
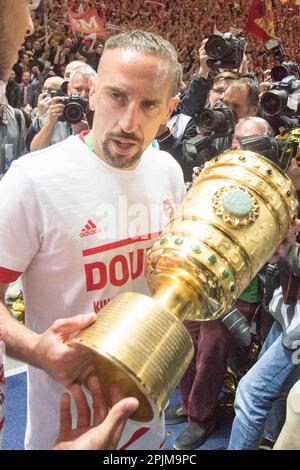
[181,39,213,117]
[0,283,38,363]
[0,282,97,388]
[30,100,64,152]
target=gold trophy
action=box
[71,150,298,422]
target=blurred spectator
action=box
[6,70,21,109]
[13,52,30,83]
[19,66,43,108]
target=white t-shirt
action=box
[0,135,185,450]
[0,341,4,449]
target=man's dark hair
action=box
[229,77,260,107]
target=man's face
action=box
[89,48,178,170]
[22,71,30,84]
[9,70,16,82]
[232,122,266,149]
[33,40,41,51]
[0,0,34,81]
[209,79,232,109]
[68,75,90,98]
[223,85,256,120]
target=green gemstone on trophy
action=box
[174,238,184,245]
[208,254,217,265]
[221,189,252,217]
[192,244,202,253]
[160,238,168,245]
[222,269,230,279]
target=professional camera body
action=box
[262,38,300,122]
[266,37,299,81]
[182,103,237,167]
[205,32,245,70]
[48,90,88,124]
[260,76,300,118]
[238,128,300,171]
[195,102,236,137]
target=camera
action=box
[205,32,245,70]
[49,92,88,124]
[59,93,88,124]
[238,128,300,171]
[221,308,252,348]
[260,76,300,118]
[270,62,299,82]
[266,37,285,63]
[182,135,218,165]
[265,37,299,81]
[237,134,285,167]
[182,103,236,168]
[196,102,236,138]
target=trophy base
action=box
[71,292,194,422]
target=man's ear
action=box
[88,75,97,111]
[162,95,180,125]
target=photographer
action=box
[30,65,96,152]
[181,77,260,180]
[157,38,241,182]
[260,39,300,135]
[166,115,271,451]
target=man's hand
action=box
[192,166,201,182]
[33,313,97,388]
[198,39,211,79]
[238,52,249,75]
[53,376,139,450]
[47,97,65,124]
[287,158,300,191]
[31,65,40,75]
[269,219,300,263]
[36,92,52,117]
[71,115,90,135]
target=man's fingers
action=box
[102,397,140,449]
[87,375,108,425]
[52,313,96,335]
[70,383,91,428]
[58,392,72,436]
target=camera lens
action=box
[261,90,288,116]
[205,36,231,60]
[198,109,214,129]
[271,65,289,82]
[63,102,83,124]
[196,108,227,132]
[222,308,251,348]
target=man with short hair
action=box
[0,27,185,449]
[223,78,260,120]
[30,64,96,151]
[167,115,271,451]
[0,0,139,450]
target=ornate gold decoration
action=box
[71,150,298,423]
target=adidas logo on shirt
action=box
[79,220,100,237]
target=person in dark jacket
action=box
[5,70,21,108]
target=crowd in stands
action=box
[1,0,300,452]
[9,0,300,91]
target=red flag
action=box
[246,0,275,41]
[68,7,107,37]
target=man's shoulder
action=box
[144,145,184,175]
[15,136,82,175]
